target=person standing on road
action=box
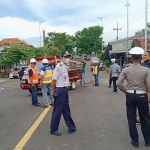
[80,58,86,87]
[28,58,40,106]
[50,51,76,136]
[108,60,115,88]
[40,58,54,108]
[18,67,25,80]
[93,63,99,86]
[116,47,150,148]
[109,59,121,93]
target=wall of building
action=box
[0,46,5,54]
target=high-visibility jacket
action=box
[41,65,53,84]
[28,67,38,84]
[93,65,98,75]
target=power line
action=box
[103,2,145,37]
[104,11,150,42]
[121,10,150,28]
[104,3,150,39]
[119,4,150,27]
[119,8,145,27]
[122,8,150,28]
[104,24,150,43]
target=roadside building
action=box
[104,33,150,68]
[0,38,34,70]
[131,36,150,50]
[0,38,34,48]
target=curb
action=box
[0,78,9,84]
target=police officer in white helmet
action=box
[117,47,150,147]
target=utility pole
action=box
[113,22,122,40]
[97,17,103,51]
[42,28,45,44]
[39,21,44,47]
[125,0,130,51]
[145,0,148,51]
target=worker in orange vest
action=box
[28,58,40,106]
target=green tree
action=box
[0,44,63,67]
[44,32,75,54]
[0,44,31,66]
[65,35,75,54]
[43,40,61,56]
[98,52,111,67]
[134,23,150,35]
[75,26,103,54]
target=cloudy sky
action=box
[0,0,149,47]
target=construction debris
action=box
[57,60,83,73]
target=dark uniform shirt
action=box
[18,69,25,78]
[141,61,150,69]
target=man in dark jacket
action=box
[141,51,150,68]
[136,51,150,124]
[18,67,25,80]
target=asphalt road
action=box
[0,62,149,150]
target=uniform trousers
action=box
[126,92,150,144]
[31,84,39,105]
[136,93,150,121]
[112,77,118,92]
[50,87,76,132]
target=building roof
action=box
[108,33,150,54]
[109,32,150,45]
[0,38,34,48]
[132,37,150,50]
[109,37,134,54]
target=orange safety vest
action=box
[28,67,38,84]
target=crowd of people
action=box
[27,48,150,147]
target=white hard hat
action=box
[30,58,36,63]
[111,59,115,62]
[129,47,144,55]
[42,58,48,64]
